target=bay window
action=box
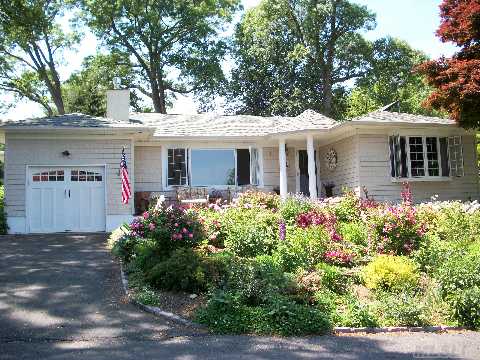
[166,147,260,187]
[389,135,464,179]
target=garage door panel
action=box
[27,166,106,233]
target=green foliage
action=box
[279,195,315,225]
[80,0,241,112]
[224,255,291,305]
[362,255,419,292]
[338,222,368,247]
[316,262,350,294]
[195,291,331,335]
[373,291,428,327]
[436,243,480,296]
[449,286,480,329]
[273,226,329,272]
[332,190,361,222]
[0,0,78,115]
[345,37,442,119]
[433,202,477,243]
[235,190,280,210]
[0,186,8,234]
[145,248,230,293]
[227,0,375,118]
[222,207,279,257]
[63,53,148,116]
[333,293,379,328]
[413,233,458,274]
[111,234,139,262]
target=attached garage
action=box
[26,166,106,233]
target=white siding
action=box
[318,135,360,197]
[262,146,296,193]
[358,134,480,202]
[5,136,133,217]
[134,146,162,192]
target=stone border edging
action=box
[119,262,206,329]
[119,262,465,335]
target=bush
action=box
[338,222,368,247]
[434,202,473,243]
[413,233,458,274]
[0,186,8,234]
[362,255,419,292]
[279,195,315,225]
[436,243,480,296]
[235,190,280,210]
[333,294,378,328]
[316,262,349,294]
[145,248,232,293]
[224,255,291,305]
[373,291,428,327]
[331,190,361,222]
[222,207,279,257]
[111,233,140,262]
[195,291,331,335]
[449,286,480,329]
[273,226,329,272]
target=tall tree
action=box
[345,37,442,119]
[416,0,480,128]
[227,0,375,117]
[63,52,149,116]
[79,0,241,113]
[0,0,78,115]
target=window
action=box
[71,170,102,182]
[32,170,64,182]
[167,148,188,186]
[190,149,235,186]
[388,135,464,179]
[166,147,260,187]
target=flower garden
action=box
[109,184,480,335]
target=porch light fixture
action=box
[62,150,71,157]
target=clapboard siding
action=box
[5,137,133,217]
[318,135,360,197]
[262,146,296,193]
[134,146,162,192]
[358,134,480,202]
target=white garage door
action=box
[27,167,106,233]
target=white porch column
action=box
[307,134,317,199]
[278,138,288,199]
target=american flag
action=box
[120,148,131,205]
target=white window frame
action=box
[389,135,459,182]
[162,145,262,190]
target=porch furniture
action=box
[175,186,209,205]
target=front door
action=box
[298,150,317,196]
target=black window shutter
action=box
[400,136,408,177]
[389,136,396,177]
[236,149,250,185]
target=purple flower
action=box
[279,221,286,241]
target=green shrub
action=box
[333,293,378,328]
[449,286,480,329]
[338,222,368,246]
[331,190,361,222]
[313,289,338,314]
[0,185,8,234]
[316,262,349,294]
[373,291,428,327]
[195,291,331,335]
[273,226,329,272]
[222,207,279,257]
[280,196,314,225]
[436,243,480,296]
[224,255,291,305]
[434,202,472,243]
[235,190,280,210]
[111,233,140,262]
[362,255,419,292]
[413,233,458,274]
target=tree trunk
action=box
[322,71,333,116]
[51,87,65,115]
[150,78,167,113]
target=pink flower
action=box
[182,227,188,234]
[209,234,217,241]
[188,233,193,238]
[143,211,149,219]
[174,223,179,227]
[149,223,156,231]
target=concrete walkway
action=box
[1,234,479,359]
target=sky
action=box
[4,0,457,120]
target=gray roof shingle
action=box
[352,110,455,125]
[0,113,145,128]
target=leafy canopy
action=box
[416,0,480,128]
[79,0,241,113]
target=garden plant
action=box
[109,184,480,335]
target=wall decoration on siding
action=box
[325,148,337,170]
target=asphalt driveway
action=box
[1,234,479,360]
